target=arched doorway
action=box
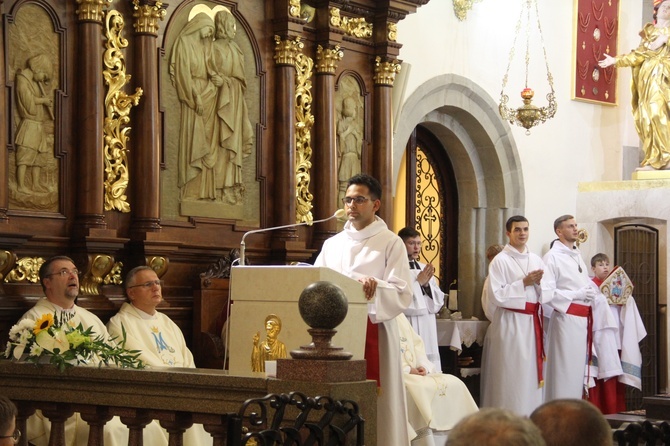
[393,74,524,317]
[401,126,458,296]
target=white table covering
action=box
[435,319,489,354]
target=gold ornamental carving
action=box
[0,251,17,281]
[3,257,45,283]
[80,254,115,295]
[103,261,123,285]
[131,0,166,35]
[373,56,401,86]
[288,0,301,19]
[387,22,398,42]
[452,0,483,21]
[294,45,314,224]
[146,256,169,278]
[274,36,302,66]
[329,7,372,39]
[76,0,112,22]
[576,228,589,247]
[103,10,143,213]
[315,45,343,74]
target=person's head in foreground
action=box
[446,408,546,446]
[0,395,18,446]
[530,399,613,446]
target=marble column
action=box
[372,56,400,225]
[312,44,343,248]
[130,0,166,232]
[273,36,300,241]
[74,0,109,230]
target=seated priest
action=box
[107,265,210,444]
[397,313,479,446]
[15,256,167,446]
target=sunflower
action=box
[33,313,54,335]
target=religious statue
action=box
[599,0,670,170]
[251,314,287,372]
[169,13,218,200]
[210,10,253,205]
[336,96,363,204]
[14,54,54,194]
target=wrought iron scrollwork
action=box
[229,392,364,446]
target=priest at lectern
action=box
[314,174,413,445]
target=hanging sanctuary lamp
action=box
[499,0,557,135]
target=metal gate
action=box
[615,224,658,410]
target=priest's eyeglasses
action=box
[0,429,21,444]
[45,269,79,278]
[128,280,163,289]
[342,196,370,206]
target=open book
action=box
[600,266,634,306]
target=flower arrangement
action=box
[4,313,145,372]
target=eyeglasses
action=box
[127,280,163,289]
[342,196,371,206]
[45,269,79,278]
[0,429,20,444]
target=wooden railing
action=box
[0,361,376,445]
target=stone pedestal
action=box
[631,170,670,180]
[276,358,366,383]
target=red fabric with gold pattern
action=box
[574,0,619,104]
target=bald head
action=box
[530,399,612,446]
[447,408,546,446]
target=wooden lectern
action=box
[227,266,367,376]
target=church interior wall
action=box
[395,0,643,255]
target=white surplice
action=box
[586,281,622,388]
[480,244,546,416]
[480,275,496,322]
[20,298,168,446]
[397,314,478,434]
[404,260,445,371]
[542,242,616,401]
[107,303,212,445]
[314,216,413,445]
[107,302,195,368]
[619,296,647,389]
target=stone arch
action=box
[393,74,524,317]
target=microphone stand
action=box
[239,209,346,266]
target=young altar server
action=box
[398,226,445,371]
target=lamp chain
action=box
[498,0,557,134]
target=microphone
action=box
[239,209,347,266]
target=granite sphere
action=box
[298,281,348,329]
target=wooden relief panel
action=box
[7,3,61,212]
[160,5,260,225]
[335,74,364,206]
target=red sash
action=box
[566,302,594,387]
[364,317,380,386]
[507,302,545,387]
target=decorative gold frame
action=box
[102,10,142,212]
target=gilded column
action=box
[130,0,166,232]
[0,0,7,223]
[312,44,343,248]
[74,0,111,230]
[273,36,300,240]
[372,56,400,224]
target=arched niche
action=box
[393,73,524,317]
